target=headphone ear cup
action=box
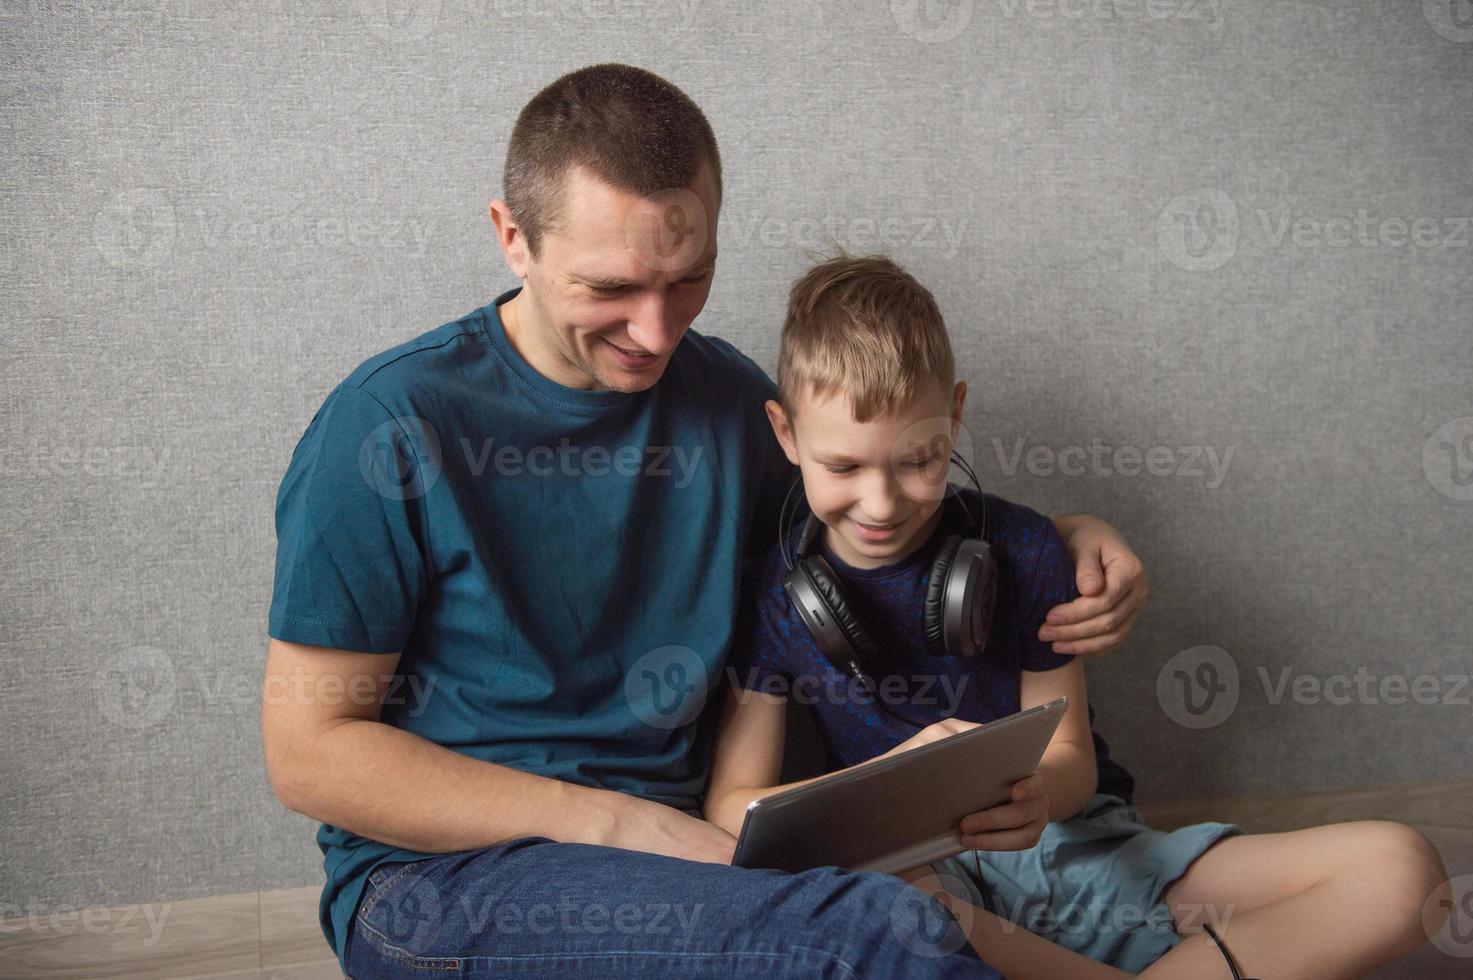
[801,555,883,670]
[923,534,964,656]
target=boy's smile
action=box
[766,380,968,570]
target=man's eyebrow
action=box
[569,273,634,288]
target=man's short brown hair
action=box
[503,63,722,255]
[778,254,955,422]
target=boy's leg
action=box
[1146,820,1451,980]
[344,835,1005,979]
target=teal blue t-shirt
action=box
[267,288,792,966]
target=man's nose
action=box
[625,293,684,356]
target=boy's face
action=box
[767,380,968,570]
[488,164,719,393]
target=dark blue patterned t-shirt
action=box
[730,487,1135,803]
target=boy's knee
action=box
[1353,821,1450,950]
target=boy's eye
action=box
[677,271,711,286]
[903,456,934,470]
[823,464,856,475]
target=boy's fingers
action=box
[1011,773,1044,800]
[961,801,1029,834]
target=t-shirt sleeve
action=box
[1019,517,1078,673]
[268,384,433,653]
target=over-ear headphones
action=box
[779,454,998,694]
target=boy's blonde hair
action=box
[778,254,955,422]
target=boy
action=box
[703,254,1450,979]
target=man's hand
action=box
[958,772,1048,852]
[610,794,738,865]
[1043,514,1149,656]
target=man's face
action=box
[767,381,966,570]
[496,164,719,393]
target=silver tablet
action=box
[731,697,1069,875]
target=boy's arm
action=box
[1020,659,1098,822]
[703,686,795,836]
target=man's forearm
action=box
[276,716,632,854]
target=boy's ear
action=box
[488,198,530,280]
[764,399,802,466]
[950,381,968,435]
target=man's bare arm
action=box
[261,638,736,863]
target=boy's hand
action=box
[958,772,1048,852]
[1042,514,1149,656]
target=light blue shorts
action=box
[929,792,1241,973]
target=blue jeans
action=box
[344,836,1004,978]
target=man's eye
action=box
[590,285,626,298]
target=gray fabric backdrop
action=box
[2,1,1469,914]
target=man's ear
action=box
[764,399,802,466]
[489,199,530,280]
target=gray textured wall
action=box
[2,1,1469,915]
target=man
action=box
[262,64,1149,979]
